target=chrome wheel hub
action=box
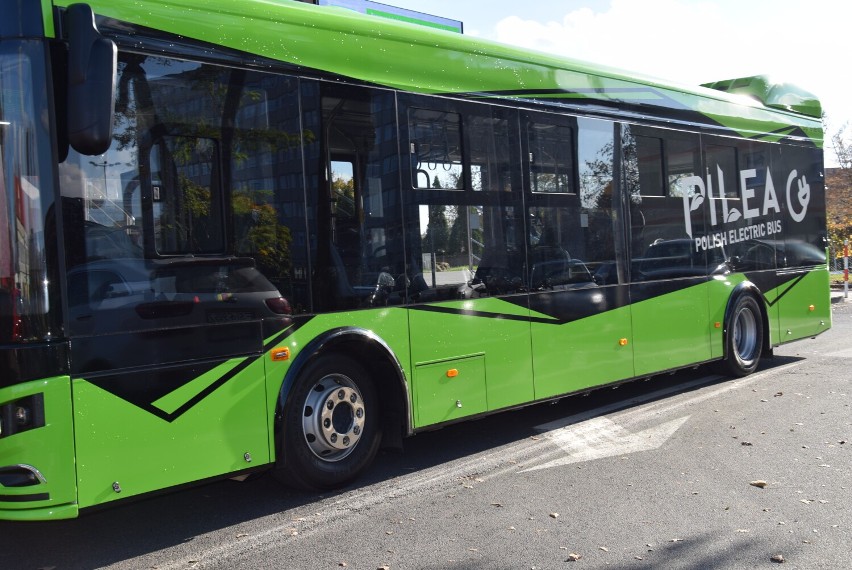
[302,374,365,461]
[734,307,758,362]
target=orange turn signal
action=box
[618,338,629,346]
[808,305,815,312]
[271,347,290,362]
[446,369,459,378]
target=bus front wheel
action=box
[723,294,764,377]
[275,355,381,490]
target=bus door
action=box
[524,114,633,398]
[307,82,408,314]
[399,95,533,427]
[624,126,713,375]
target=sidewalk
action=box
[831,290,848,304]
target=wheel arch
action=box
[723,281,771,359]
[274,327,411,456]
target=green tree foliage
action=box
[424,205,450,259]
[332,174,356,218]
[233,189,292,280]
[447,205,467,255]
[111,54,310,281]
[828,122,852,258]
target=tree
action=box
[423,205,450,262]
[831,122,852,172]
[447,205,467,256]
[827,121,852,259]
[232,189,292,280]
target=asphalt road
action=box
[2,303,850,570]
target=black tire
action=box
[722,294,764,377]
[275,355,381,490]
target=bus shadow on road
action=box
[0,355,804,569]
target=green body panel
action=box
[0,377,78,520]
[414,354,487,425]
[40,0,55,37]
[701,75,822,119]
[632,282,713,376]
[50,0,822,147]
[775,268,832,342]
[73,358,269,509]
[408,299,534,427]
[707,274,745,359]
[531,305,634,399]
[767,288,782,348]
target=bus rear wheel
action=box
[276,355,381,490]
[722,294,763,377]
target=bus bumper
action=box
[0,376,78,521]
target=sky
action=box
[381,0,850,166]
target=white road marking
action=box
[521,360,804,471]
[521,415,691,472]
[825,347,852,358]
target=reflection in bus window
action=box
[409,109,463,190]
[528,123,574,194]
[467,114,512,192]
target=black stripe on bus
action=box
[83,318,312,422]
[0,493,50,502]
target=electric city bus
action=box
[0,1,830,520]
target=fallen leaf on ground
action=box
[750,480,768,488]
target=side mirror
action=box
[66,3,117,155]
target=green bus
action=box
[0,1,830,521]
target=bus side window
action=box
[149,136,224,255]
[405,100,524,301]
[527,117,618,289]
[528,122,574,194]
[625,127,706,280]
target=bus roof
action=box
[50,0,823,146]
